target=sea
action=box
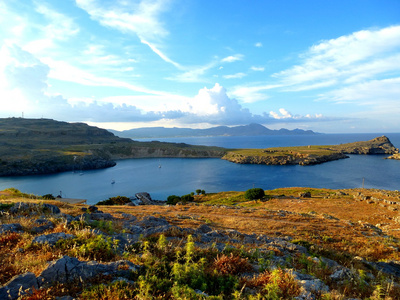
[0,133,399,205]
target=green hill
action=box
[0,118,226,176]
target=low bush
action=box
[166,195,181,205]
[244,188,265,201]
[96,196,131,206]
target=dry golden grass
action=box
[96,187,400,263]
[2,187,400,289]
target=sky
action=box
[1,0,400,133]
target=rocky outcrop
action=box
[335,136,399,154]
[386,153,400,160]
[222,136,398,166]
[222,151,347,166]
[0,257,140,300]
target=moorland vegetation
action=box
[1,187,400,299]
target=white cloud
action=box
[319,77,400,108]
[75,0,180,68]
[0,43,167,122]
[75,0,171,41]
[168,62,216,82]
[35,3,80,40]
[255,42,262,48]
[141,39,184,69]
[221,54,244,63]
[250,66,264,72]
[269,108,292,119]
[181,83,266,125]
[41,57,158,95]
[233,25,400,113]
[223,72,247,79]
[270,108,324,120]
[274,25,400,88]
[230,83,283,103]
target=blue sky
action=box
[1,0,400,133]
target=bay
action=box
[0,133,399,205]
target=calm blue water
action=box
[0,133,399,204]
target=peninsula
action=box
[0,118,225,176]
[222,136,399,166]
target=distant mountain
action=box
[111,123,317,139]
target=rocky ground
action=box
[1,188,400,299]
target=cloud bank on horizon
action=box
[0,0,399,133]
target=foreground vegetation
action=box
[1,187,400,299]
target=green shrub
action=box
[96,196,131,205]
[56,234,119,261]
[167,195,181,205]
[244,188,265,201]
[181,194,194,203]
[0,203,14,211]
[81,280,136,299]
[42,194,55,200]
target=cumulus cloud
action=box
[270,108,324,121]
[180,83,267,125]
[269,108,292,119]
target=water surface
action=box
[0,133,399,204]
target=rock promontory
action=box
[222,136,398,166]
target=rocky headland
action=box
[0,118,226,176]
[222,136,399,166]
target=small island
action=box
[222,136,399,166]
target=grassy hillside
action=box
[0,118,226,176]
[1,187,400,299]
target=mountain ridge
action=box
[110,123,316,139]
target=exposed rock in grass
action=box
[31,219,54,234]
[0,223,23,234]
[32,232,76,246]
[0,272,38,300]
[9,202,60,215]
[88,212,114,221]
[37,256,140,287]
[137,215,169,228]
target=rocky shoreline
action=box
[222,150,348,166]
